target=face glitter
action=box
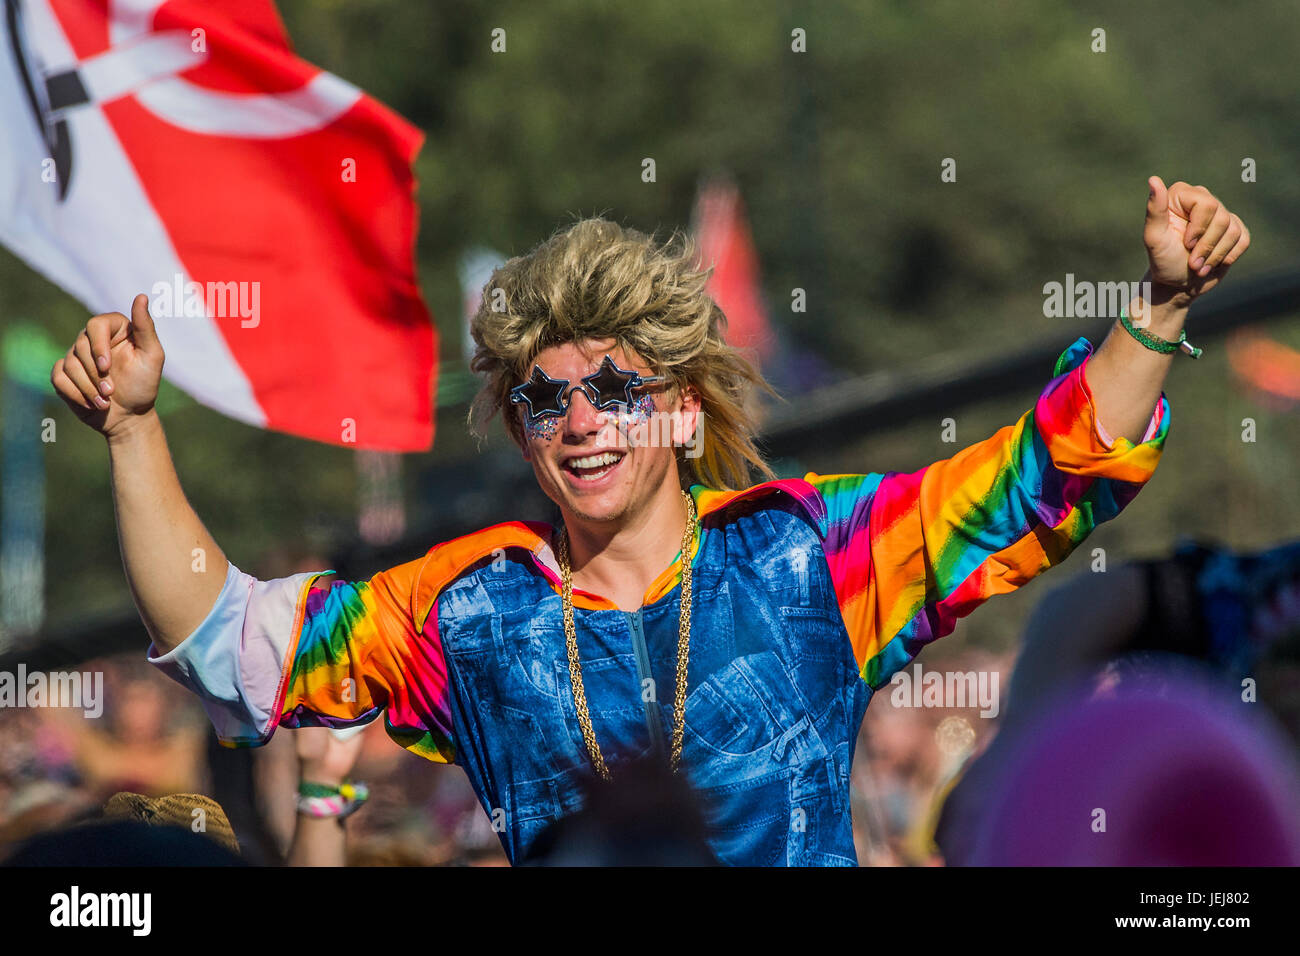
[592,392,658,450]
[523,413,561,443]
[611,392,656,430]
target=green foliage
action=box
[1,0,1297,647]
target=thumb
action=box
[129,293,163,355]
[1143,175,1169,246]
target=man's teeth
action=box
[569,451,623,469]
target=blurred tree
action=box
[0,0,1295,647]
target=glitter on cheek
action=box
[523,414,561,443]
[613,393,656,428]
[603,394,658,449]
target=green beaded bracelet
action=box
[1120,309,1202,359]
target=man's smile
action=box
[561,448,629,484]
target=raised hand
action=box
[50,292,165,437]
[295,726,366,789]
[1143,177,1250,299]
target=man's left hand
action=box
[1143,177,1251,300]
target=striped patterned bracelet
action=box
[296,781,370,819]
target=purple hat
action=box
[970,670,1300,865]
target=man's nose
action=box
[562,386,608,437]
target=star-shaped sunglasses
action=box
[509,355,666,424]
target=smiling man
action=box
[53,178,1249,865]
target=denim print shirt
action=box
[148,338,1169,865]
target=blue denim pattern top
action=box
[146,340,1168,865]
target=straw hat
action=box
[103,792,240,855]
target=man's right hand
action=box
[50,292,164,438]
[48,291,225,656]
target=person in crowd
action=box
[52,180,1250,863]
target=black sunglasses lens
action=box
[512,368,569,420]
[582,358,639,410]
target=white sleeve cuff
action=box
[147,561,324,745]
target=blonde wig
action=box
[469,217,775,491]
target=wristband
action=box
[1120,309,1202,359]
[296,780,370,818]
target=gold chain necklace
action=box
[556,490,696,780]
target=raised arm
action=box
[1087,177,1250,443]
[53,298,460,764]
[810,349,1168,692]
[812,176,1250,690]
[51,293,227,655]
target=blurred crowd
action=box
[2,538,1298,866]
[0,652,508,865]
[0,645,989,865]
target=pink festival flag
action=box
[692,177,775,366]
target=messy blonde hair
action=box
[469,217,775,491]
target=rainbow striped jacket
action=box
[149,337,1168,865]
